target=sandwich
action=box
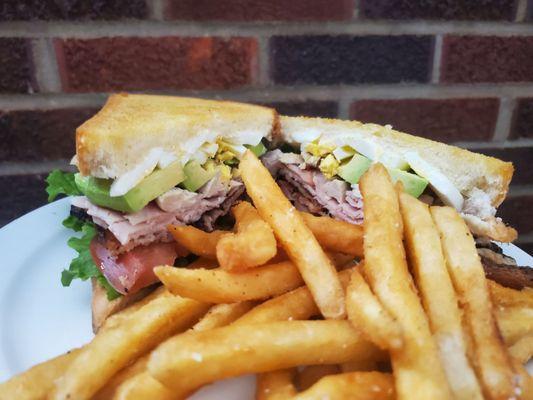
[45,93,519,331]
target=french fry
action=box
[49,290,210,400]
[216,202,277,271]
[339,359,384,373]
[488,280,533,309]
[299,212,364,257]
[168,225,225,259]
[112,300,253,400]
[346,268,403,350]
[509,335,533,364]
[0,349,80,400]
[328,252,356,269]
[256,369,297,400]
[399,192,483,400]
[92,356,150,400]
[240,150,345,319]
[148,321,378,396]
[297,364,341,391]
[155,261,303,303]
[293,372,395,400]
[359,164,452,400]
[432,205,517,400]
[512,359,533,399]
[192,302,256,331]
[187,257,218,269]
[233,269,352,325]
[497,306,533,345]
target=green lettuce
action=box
[60,216,121,301]
[45,170,81,202]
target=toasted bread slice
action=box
[280,116,516,242]
[77,94,279,181]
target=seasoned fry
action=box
[432,206,517,400]
[399,192,483,400]
[346,268,403,350]
[168,225,225,259]
[217,202,277,271]
[256,369,297,400]
[359,164,452,400]
[148,321,378,396]
[508,335,533,364]
[240,150,345,319]
[0,349,80,400]
[155,261,303,303]
[49,290,210,400]
[488,279,533,309]
[297,364,341,391]
[498,306,533,345]
[92,355,149,400]
[299,212,364,257]
[293,372,395,400]
[192,302,256,331]
[233,269,352,325]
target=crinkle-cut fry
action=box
[297,364,341,391]
[48,290,210,400]
[256,369,297,400]
[192,302,256,331]
[497,306,533,345]
[346,268,403,350]
[155,261,304,303]
[292,371,395,400]
[240,150,345,319]
[399,191,483,400]
[0,348,81,400]
[359,164,452,400]
[168,225,225,259]
[508,335,533,364]
[431,205,517,400]
[217,201,277,271]
[233,269,352,325]
[299,212,364,257]
[148,321,379,396]
[488,279,533,309]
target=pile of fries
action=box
[1,151,532,400]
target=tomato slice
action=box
[90,239,178,295]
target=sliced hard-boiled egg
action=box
[110,148,163,197]
[332,145,356,162]
[405,151,464,211]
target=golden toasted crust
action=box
[77,93,277,178]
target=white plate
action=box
[0,198,531,396]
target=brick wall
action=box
[1,0,532,252]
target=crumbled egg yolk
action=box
[305,140,336,158]
[204,159,232,182]
[215,140,241,164]
[319,154,340,179]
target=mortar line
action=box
[0,160,74,176]
[431,34,443,84]
[31,38,62,93]
[257,36,271,87]
[492,97,515,142]
[515,0,529,22]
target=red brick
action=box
[0,174,48,227]
[0,38,36,93]
[0,0,147,20]
[56,37,257,92]
[0,108,98,162]
[511,98,533,139]
[360,0,516,21]
[441,36,533,83]
[166,0,353,21]
[498,195,533,235]
[473,147,533,186]
[350,98,499,143]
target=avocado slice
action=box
[388,168,428,198]
[337,154,372,184]
[246,141,267,157]
[75,160,185,213]
[182,160,217,192]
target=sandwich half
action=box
[47,93,278,330]
[45,94,518,331]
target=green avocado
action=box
[388,168,428,198]
[182,160,217,192]
[75,160,185,213]
[337,154,372,184]
[246,141,267,157]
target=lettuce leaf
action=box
[61,216,121,300]
[46,170,81,202]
